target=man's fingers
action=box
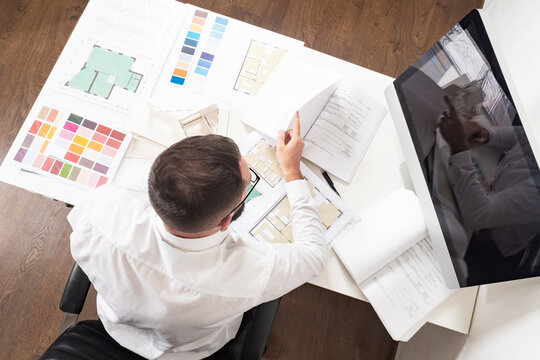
[279,112,301,147]
[292,112,301,137]
[277,129,285,146]
[284,130,292,144]
[443,96,457,115]
[439,111,449,126]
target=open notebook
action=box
[334,189,456,341]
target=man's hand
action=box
[276,112,304,182]
[464,120,489,145]
[439,96,468,154]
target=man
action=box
[439,98,540,284]
[68,115,327,359]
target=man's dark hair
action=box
[148,135,244,233]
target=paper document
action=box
[334,189,427,285]
[4,102,132,191]
[231,132,354,246]
[242,53,386,182]
[45,0,186,112]
[242,53,340,137]
[302,83,387,182]
[361,237,455,341]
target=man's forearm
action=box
[258,179,327,303]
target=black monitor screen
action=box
[393,10,540,286]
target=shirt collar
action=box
[155,215,229,252]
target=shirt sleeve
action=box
[447,149,540,229]
[485,126,517,152]
[258,179,328,303]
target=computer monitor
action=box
[385,9,540,287]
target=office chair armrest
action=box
[59,262,91,314]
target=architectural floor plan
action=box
[66,45,143,99]
[244,138,283,187]
[234,40,286,95]
[250,182,343,243]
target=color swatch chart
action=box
[12,105,131,189]
[170,8,229,87]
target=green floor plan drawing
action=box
[66,45,143,99]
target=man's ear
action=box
[219,214,233,232]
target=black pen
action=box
[321,170,340,197]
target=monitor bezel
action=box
[384,8,538,288]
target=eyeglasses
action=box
[226,167,260,217]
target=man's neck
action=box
[163,223,221,239]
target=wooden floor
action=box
[0,0,482,359]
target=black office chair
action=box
[40,263,281,360]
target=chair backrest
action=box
[40,320,146,360]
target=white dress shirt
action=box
[448,126,540,256]
[68,177,327,359]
